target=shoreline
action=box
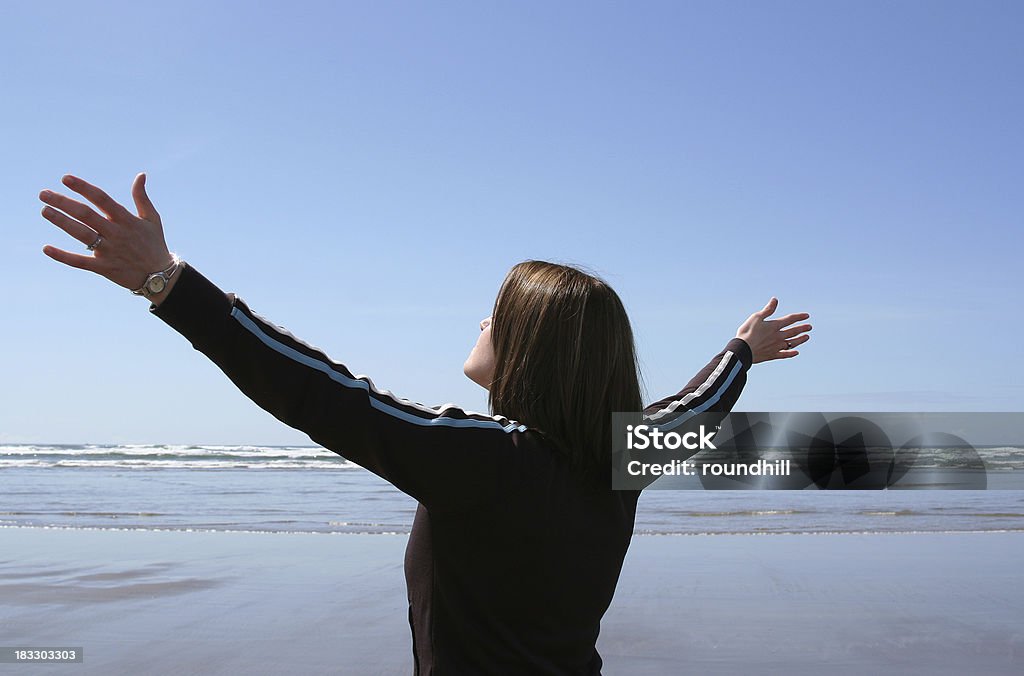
[4,523,1024,536]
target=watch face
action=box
[146,275,167,294]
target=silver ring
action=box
[785,341,792,350]
[87,235,103,251]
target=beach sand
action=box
[1,528,1021,675]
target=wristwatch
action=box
[131,254,183,299]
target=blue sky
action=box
[2,0,1021,445]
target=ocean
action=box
[3,443,1024,536]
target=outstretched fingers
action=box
[773,312,811,328]
[785,334,811,349]
[780,323,812,339]
[775,333,811,360]
[39,190,112,235]
[38,172,171,290]
[42,245,102,273]
[61,175,134,224]
[41,205,100,248]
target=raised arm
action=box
[151,264,526,512]
[628,301,811,489]
[38,174,525,514]
[644,298,812,422]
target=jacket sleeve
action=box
[621,339,753,490]
[643,337,753,422]
[150,263,525,514]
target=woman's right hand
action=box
[39,173,176,298]
[735,297,812,364]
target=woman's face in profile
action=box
[463,316,495,390]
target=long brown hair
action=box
[488,261,644,482]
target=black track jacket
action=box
[151,263,753,675]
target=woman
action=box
[39,173,812,675]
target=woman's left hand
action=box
[735,297,812,364]
[39,173,174,291]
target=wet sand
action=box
[1,528,1021,675]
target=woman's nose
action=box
[480,317,492,331]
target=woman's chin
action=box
[463,365,489,391]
